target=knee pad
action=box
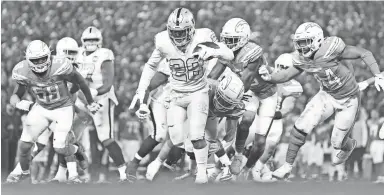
[191,139,207,149]
[187,152,196,160]
[290,126,307,147]
[54,145,74,156]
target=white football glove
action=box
[193,44,217,61]
[129,90,146,110]
[258,65,272,81]
[90,88,98,98]
[374,74,384,91]
[15,100,34,111]
[87,102,102,114]
[135,104,150,120]
[358,81,370,91]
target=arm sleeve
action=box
[137,47,163,92]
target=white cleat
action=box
[251,167,263,182]
[146,159,162,181]
[195,171,208,184]
[219,166,233,182]
[272,163,293,180]
[332,139,357,165]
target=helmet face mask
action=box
[221,18,251,51]
[167,8,195,47]
[81,27,102,52]
[293,22,324,58]
[26,40,51,73]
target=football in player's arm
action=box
[259,42,384,91]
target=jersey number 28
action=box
[169,58,204,82]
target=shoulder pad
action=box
[240,42,263,63]
[52,56,74,76]
[98,48,114,61]
[154,31,169,49]
[322,36,346,59]
[197,28,218,42]
[12,61,29,85]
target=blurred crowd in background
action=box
[2,1,384,182]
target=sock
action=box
[245,135,266,169]
[165,146,185,165]
[286,128,307,165]
[19,142,34,172]
[193,145,208,175]
[12,163,22,175]
[254,160,264,172]
[341,137,353,151]
[235,123,249,154]
[105,141,126,167]
[55,165,68,180]
[134,136,159,164]
[218,155,231,167]
[157,141,173,162]
[118,165,127,180]
[58,154,67,168]
[67,161,78,178]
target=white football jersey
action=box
[76,47,118,104]
[276,79,303,111]
[145,28,218,92]
[150,59,171,102]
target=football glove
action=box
[129,90,146,110]
[374,74,384,91]
[15,100,34,111]
[87,102,102,114]
[259,65,272,81]
[358,81,370,91]
[135,104,150,120]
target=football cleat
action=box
[67,176,84,184]
[6,172,30,184]
[146,159,162,181]
[219,166,233,182]
[230,154,243,175]
[272,163,293,180]
[195,171,208,184]
[332,139,357,166]
[173,170,195,181]
[125,161,139,183]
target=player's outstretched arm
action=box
[260,65,303,84]
[143,71,169,103]
[341,45,381,76]
[97,60,114,96]
[69,69,95,104]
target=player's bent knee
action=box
[290,126,307,146]
[19,141,34,156]
[191,139,207,149]
[240,111,255,129]
[102,138,115,147]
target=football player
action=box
[8,40,100,183]
[6,37,88,184]
[250,53,303,181]
[208,18,278,178]
[128,8,234,184]
[258,22,384,179]
[75,26,127,182]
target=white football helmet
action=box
[220,18,251,51]
[274,53,294,72]
[293,22,324,58]
[213,72,244,112]
[25,40,51,73]
[56,37,79,62]
[81,26,102,52]
[167,8,195,47]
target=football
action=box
[192,41,220,60]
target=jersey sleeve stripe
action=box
[12,72,28,82]
[53,61,73,76]
[324,38,340,59]
[244,47,262,62]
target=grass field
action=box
[2,172,383,195]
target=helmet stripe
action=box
[176,8,182,26]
